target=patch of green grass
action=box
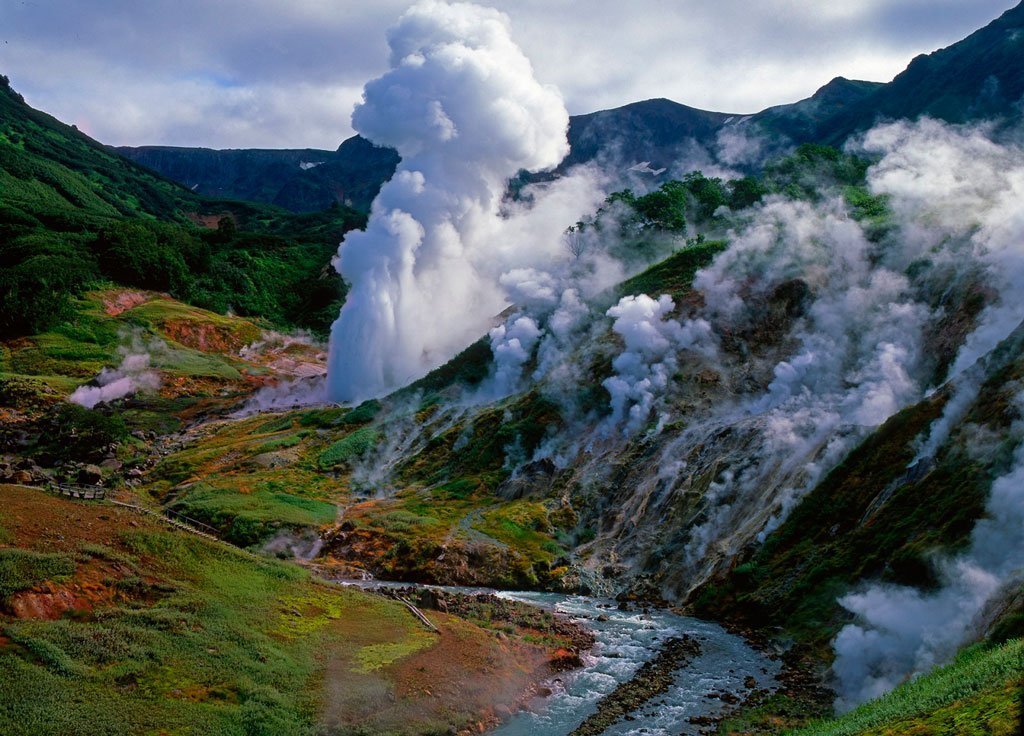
[319,426,381,469]
[338,399,381,425]
[352,633,435,674]
[475,501,564,565]
[169,485,337,547]
[616,239,727,301]
[434,478,479,501]
[255,432,306,453]
[0,549,75,598]
[378,510,439,535]
[0,499,439,736]
[258,414,296,433]
[790,639,1024,736]
[716,692,827,735]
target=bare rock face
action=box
[496,458,557,500]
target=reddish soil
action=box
[184,212,236,229]
[391,613,553,729]
[0,485,167,621]
[162,319,251,354]
[101,290,153,316]
[0,484,157,551]
[321,610,557,736]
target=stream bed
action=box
[491,591,779,736]
[348,582,779,735]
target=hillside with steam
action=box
[2,1,1023,735]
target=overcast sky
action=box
[1,0,1017,149]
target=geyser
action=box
[326,0,570,402]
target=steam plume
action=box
[69,337,162,409]
[830,119,1024,709]
[327,0,571,402]
[603,294,715,434]
[833,391,1024,709]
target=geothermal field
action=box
[1,1,1023,734]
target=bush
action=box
[92,221,192,293]
[0,253,98,337]
[40,403,129,462]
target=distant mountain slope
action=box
[0,75,197,225]
[813,1,1024,143]
[749,76,886,143]
[114,1,1023,212]
[0,76,365,337]
[118,134,399,213]
[559,97,734,171]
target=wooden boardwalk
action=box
[108,500,222,541]
[49,482,106,501]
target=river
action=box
[349,582,779,735]
[492,592,779,736]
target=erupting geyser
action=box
[327,0,570,402]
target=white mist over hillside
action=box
[327,0,603,402]
[829,120,1024,710]
[69,332,164,409]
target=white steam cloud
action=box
[830,119,1024,709]
[603,294,716,434]
[327,0,576,402]
[69,348,161,409]
[488,315,543,398]
[833,391,1024,710]
[676,195,930,566]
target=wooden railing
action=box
[49,482,106,501]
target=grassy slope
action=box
[788,640,1023,736]
[0,79,194,225]
[0,484,562,735]
[1,288,270,420]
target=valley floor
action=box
[0,484,581,735]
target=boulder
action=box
[10,470,33,484]
[77,465,103,485]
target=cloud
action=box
[326,0,575,402]
[0,0,1016,147]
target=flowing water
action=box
[343,582,778,734]
[491,591,779,736]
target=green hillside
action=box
[0,76,364,339]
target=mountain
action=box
[749,76,886,142]
[558,97,734,171]
[117,134,399,213]
[0,75,364,338]
[813,1,1024,143]
[2,5,1024,734]
[0,75,197,225]
[116,2,1024,212]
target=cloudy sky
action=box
[1,0,1017,149]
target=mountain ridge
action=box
[112,2,1024,212]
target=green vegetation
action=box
[169,486,337,547]
[790,640,1023,736]
[617,239,727,301]
[0,78,364,339]
[0,486,451,736]
[38,403,129,463]
[318,427,382,469]
[0,549,75,599]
